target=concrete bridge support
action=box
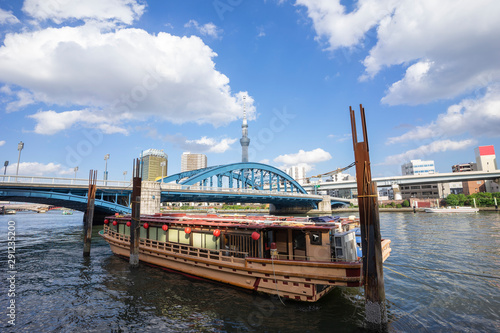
[140,181,161,215]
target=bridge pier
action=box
[270,195,332,215]
[140,181,161,215]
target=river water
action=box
[1,211,499,332]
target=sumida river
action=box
[1,211,499,332]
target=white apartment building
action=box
[286,165,306,185]
[181,152,207,172]
[401,159,435,176]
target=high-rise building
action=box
[474,145,499,192]
[141,149,168,181]
[181,152,207,172]
[475,145,497,172]
[286,165,306,185]
[240,96,250,163]
[401,159,435,176]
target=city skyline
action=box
[0,1,499,181]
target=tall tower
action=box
[240,95,250,162]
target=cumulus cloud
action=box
[387,85,500,144]
[0,140,5,146]
[22,0,145,25]
[297,0,500,105]
[0,8,20,25]
[184,20,222,39]
[384,139,477,165]
[274,148,332,172]
[9,162,74,176]
[0,24,255,134]
[29,109,130,135]
[184,136,237,154]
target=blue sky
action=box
[0,0,499,181]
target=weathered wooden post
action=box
[350,104,387,328]
[83,170,97,257]
[130,159,142,266]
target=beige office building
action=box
[181,152,207,172]
[141,149,168,181]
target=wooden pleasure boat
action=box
[99,213,391,302]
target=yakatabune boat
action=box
[99,213,391,302]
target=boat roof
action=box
[107,213,358,231]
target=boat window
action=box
[149,227,158,241]
[119,224,125,235]
[157,229,166,242]
[167,229,190,245]
[140,226,147,239]
[179,230,190,245]
[124,225,130,236]
[310,232,322,245]
[193,233,220,250]
[168,229,178,243]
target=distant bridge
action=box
[0,163,324,217]
[302,170,500,191]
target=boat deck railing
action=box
[103,226,248,265]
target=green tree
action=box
[402,200,410,207]
[446,194,459,206]
[457,193,467,206]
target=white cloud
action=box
[0,8,20,24]
[9,162,74,176]
[295,0,398,50]
[297,0,500,105]
[388,85,500,144]
[29,109,130,135]
[184,20,222,39]
[0,24,254,134]
[184,136,237,154]
[22,0,145,25]
[384,139,477,165]
[0,140,5,146]
[274,148,332,172]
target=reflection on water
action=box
[0,211,499,332]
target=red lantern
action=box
[115,213,119,216]
[126,221,131,227]
[213,229,221,237]
[143,223,149,229]
[112,220,117,226]
[162,225,168,231]
[251,232,260,240]
[104,219,109,224]
[184,227,192,234]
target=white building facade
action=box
[181,152,207,172]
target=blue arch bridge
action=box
[0,163,342,221]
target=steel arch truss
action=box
[0,189,131,215]
[158,162,307,194]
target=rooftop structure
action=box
[401,159,435,176]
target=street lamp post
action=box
[104,154,110,185]
[74,166,79,179]
[123,171,127,181]
[160,161,166,183]
[16,141,24,177]
[3,161,8,175]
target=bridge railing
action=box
[159,183,322,198]
[0,175,132,188]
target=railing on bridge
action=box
[0,175,132,187]
[0,175,322,199]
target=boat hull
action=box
[100,228,363,302]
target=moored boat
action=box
[424,206,479,213]
[100,213,391,302]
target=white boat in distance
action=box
[424,206,479,213]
